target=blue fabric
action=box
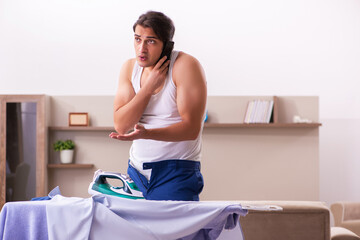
[0,201,48,240]
[31,196,51,201]
[31,186,62,201]
[128,159,204,201]
[0,186,61,239]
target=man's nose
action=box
[139,42,147,52]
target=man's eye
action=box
[135,38,141,42]
[147,40,155,44]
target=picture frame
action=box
[69,112,89,126]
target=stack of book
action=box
[244,100,274,123]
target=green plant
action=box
[53,139,75,151]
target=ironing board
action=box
[0,193,248,240]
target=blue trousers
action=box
[127,160,204,201]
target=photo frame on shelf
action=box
[69,112,89,126]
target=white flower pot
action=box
[60,150,74,164]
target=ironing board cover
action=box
[0,190,247,240]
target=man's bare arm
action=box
[113,57,170,134]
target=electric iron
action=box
[88,169,144,199]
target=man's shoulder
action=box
[120,58,136,78]
[123,58,137,69]
[175,52,199,64]
[173,52,202,71]
[172,52,205,86]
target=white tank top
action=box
[129,51,203,179]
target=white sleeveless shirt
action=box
[129,51,203,179]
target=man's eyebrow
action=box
[134,34,159,39]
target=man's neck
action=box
[142,65,155,73]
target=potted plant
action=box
[53,139,75,164]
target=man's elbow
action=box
[188,133,199,141]
[114,126,125,135]
[114,123,130,135]
[186,125,201,141]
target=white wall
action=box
[1,0,360,205]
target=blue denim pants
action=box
[127,159,204,201]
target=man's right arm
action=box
[113,57,169,134]
[113,59,151,134]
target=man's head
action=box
[133,11,175,67]
[133,11,175,43]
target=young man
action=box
[109,11,207,201]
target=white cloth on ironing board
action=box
[46,194,247,240]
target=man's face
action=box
[134,25,164,68]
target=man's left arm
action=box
[109,53,207,141]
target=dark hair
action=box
[133,11,175,43]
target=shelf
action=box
[47,164,94,169]
[49,123,321,131]
[204,123,322,128]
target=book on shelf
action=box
[244,99,274,123]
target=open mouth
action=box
[139,55,147,61]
